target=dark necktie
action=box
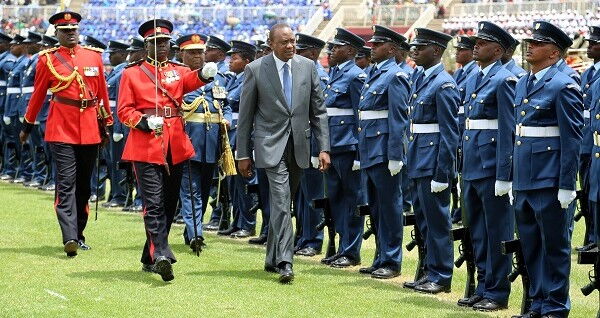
[455,68,464,83]
[415,71,425,88]
[588,67,595,82]
[330,66,339,78]
[475,71,484,87]
[527,74,535,93]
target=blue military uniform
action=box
[407,28,459,290]
[459,22,517,309]
[513,21,583,318]
[0,33,13,181]
[557,58,581,85]
[589,63,600,247]
[357,25,410,277]
[317,29,367,266]
[293,33,328,255]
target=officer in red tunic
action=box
[117,19,217,281]
[19,11,112,258]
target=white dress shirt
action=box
[273,53,293,94]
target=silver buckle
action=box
[164,106,172,118]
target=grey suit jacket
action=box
[236,53,330,169]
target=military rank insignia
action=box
[163,70,180,84]
[83,66,100,76]
[212,81,227,99]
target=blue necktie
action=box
[415,71,424,88]
[527,75,535,93]
[330,66,339,78]
[475,71,484,87]
[283,63,292,108]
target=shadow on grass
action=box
[187,268,275,282]
[0,245,65,259]
[68,269,171,287]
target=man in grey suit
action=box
[236,24,331,283]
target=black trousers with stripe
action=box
[133,157,183,265]
[49,142,98,244]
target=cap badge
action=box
[535,23,540,30]
[192,34,201,43]
[64,13,71,20]
[155,27,162,33]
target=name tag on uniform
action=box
[212,85,227,99]
[164,70,180,84]
[84,67,100,76]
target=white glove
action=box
[3,116,10,125]
[352,160,361,171]
[201,62,218,79]
[557,189,577,209]
[147,115,164,131]
[310,156,319,169]
[494,180,512,197]
[388,160,403,176]
[431,180,449,193]
[19,117,23,123]
[113,133,124,142]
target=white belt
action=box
[411,123,440,134]
[458,106,464,115]
[359,110,388,120]
[21,86,34,94]
[584,110,590,119]
[516,125,560,137]
[327,108,354,116]
[232,112,239,120]
[0,80,6,86]
[6,87,20,94]
[109,100,116,107]
[465,119,498,130]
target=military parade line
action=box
[2,9,600,318]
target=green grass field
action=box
[0,181,598,318]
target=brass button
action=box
[520,111,525,116]
[360,96,364,100]
[517,140,522,146]
[491,138,495,142]
[596,153,600,158]
[583,94,587,98]
[79,94,84,98]
[513,104,516,108]
[465,136,469,141]
[586,84,590,88]
[365,84,370,88]
[429,141,434,146]
[469,106,472,110]
[79,108,83,113]
[71,55,75,58]
[479,100,484,103]
[420,101,424,105]
[471,93,476,98]
[596,114,600,120]
[324,94,328,97]
[376,131,381,135]
[327,85,331,88]
[74,66,78,70]
[523,99,529,104]
[167,123,171,127]
[409,136,414,141]
[535,106,540,109]
[412,94,417,98]
[358,127,362,132]
[340,121,344,124]
[547,146,551,150]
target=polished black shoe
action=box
[78,240,91,250]
[189,237,205,253]
[331,256,360,268]
[142,263,154,273]
[540,315,560,318]
[0,174,13,181]
[295,247,319,257]
[42,183,55,191]
[217,227,238,236]
[457,294,483,307]
[511,312,541,318]
[415,281,451,294]
[359,266,377,274]
[64,240,78,257]
[24,180,42,187]
[264,264,278,273]
[278,263,294,284]
[473,298,506,311]
[131,205,143,212]
[12,177,26,184]
[320,254,340,265]
[153,256,174,282]
[248,235,268,245]
[576,242,597,252]
[371,267,399,279]
[203,220,220,231]
[403,276,428,289]
[231,229,255,239]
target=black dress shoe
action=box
[0,174,13,181]
[576,242,597,252]
[320,254,340,265]
[217,227,238,236]
[264,264,278,273]
[153,256,174,282]
[278,263,294,284]
[359,266,377,274]
[231,229,255,239]
[371,267,399,279]
[457,294,483,307]
[142,263,154,272]
[541,315,560,318]
[12,177,26,184]
[331,256,360,268]
[190,237,205,253]
[511,312,541,318]
[78,240,91,250]
[249,235,268,245]
[295,247,319,257]
[42,183,55,191]
[131,205,143,212]
[403,276,428,289]
[64,240,78,257]
[24,180,41,187]
[415,281,451,294]
[473,298,506,311]
[203,220,220,231]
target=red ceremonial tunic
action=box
[24,45,112,144]
[118,60,206,165]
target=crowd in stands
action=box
[443,9,600,41]
[86,0,322,7]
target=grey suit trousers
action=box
[264,136,303,267]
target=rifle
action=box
[579,248,600,318]
[501,239,532,315]
[358,205,379,267]
[404,213,426,286]
[451,227,475,299]
[313,198,336,258]
[574,190,593,247]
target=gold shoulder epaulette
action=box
[82,46,105,53]
[39,47,59,56]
